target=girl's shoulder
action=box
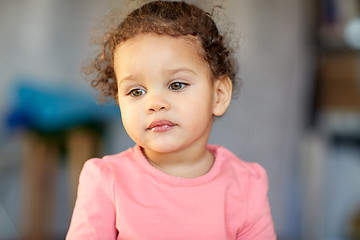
[210,144,268,181]
[81,145,144,179]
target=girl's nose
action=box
[146,93,170,113]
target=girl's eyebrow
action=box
[118,75,137,86]
[118,68,196,86]
[165,68,196,75]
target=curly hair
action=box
[86,0,239,102]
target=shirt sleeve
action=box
[66,159,117,240]
[237,163,276,240]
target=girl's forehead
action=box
[114,33,208,70]
[113,33,213,80]
[115,33,205,56]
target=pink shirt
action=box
[66,145,276,239]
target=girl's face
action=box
[114,34,226,155]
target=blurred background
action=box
[0,0,359,239]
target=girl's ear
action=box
[212,75,232,116]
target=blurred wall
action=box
[0,0,116,238]
[0,0,111,124]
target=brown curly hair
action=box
[86,0,239,102]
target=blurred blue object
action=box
[5,77,120,133]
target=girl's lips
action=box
[147,120,176,132]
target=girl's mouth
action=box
[147,120,176,132]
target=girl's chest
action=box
[113,179,246,240]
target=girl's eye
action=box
[128,89,146,97]
[169,82,187,91]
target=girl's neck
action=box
[142,143,214,178]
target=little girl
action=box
[66,1,276,239]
